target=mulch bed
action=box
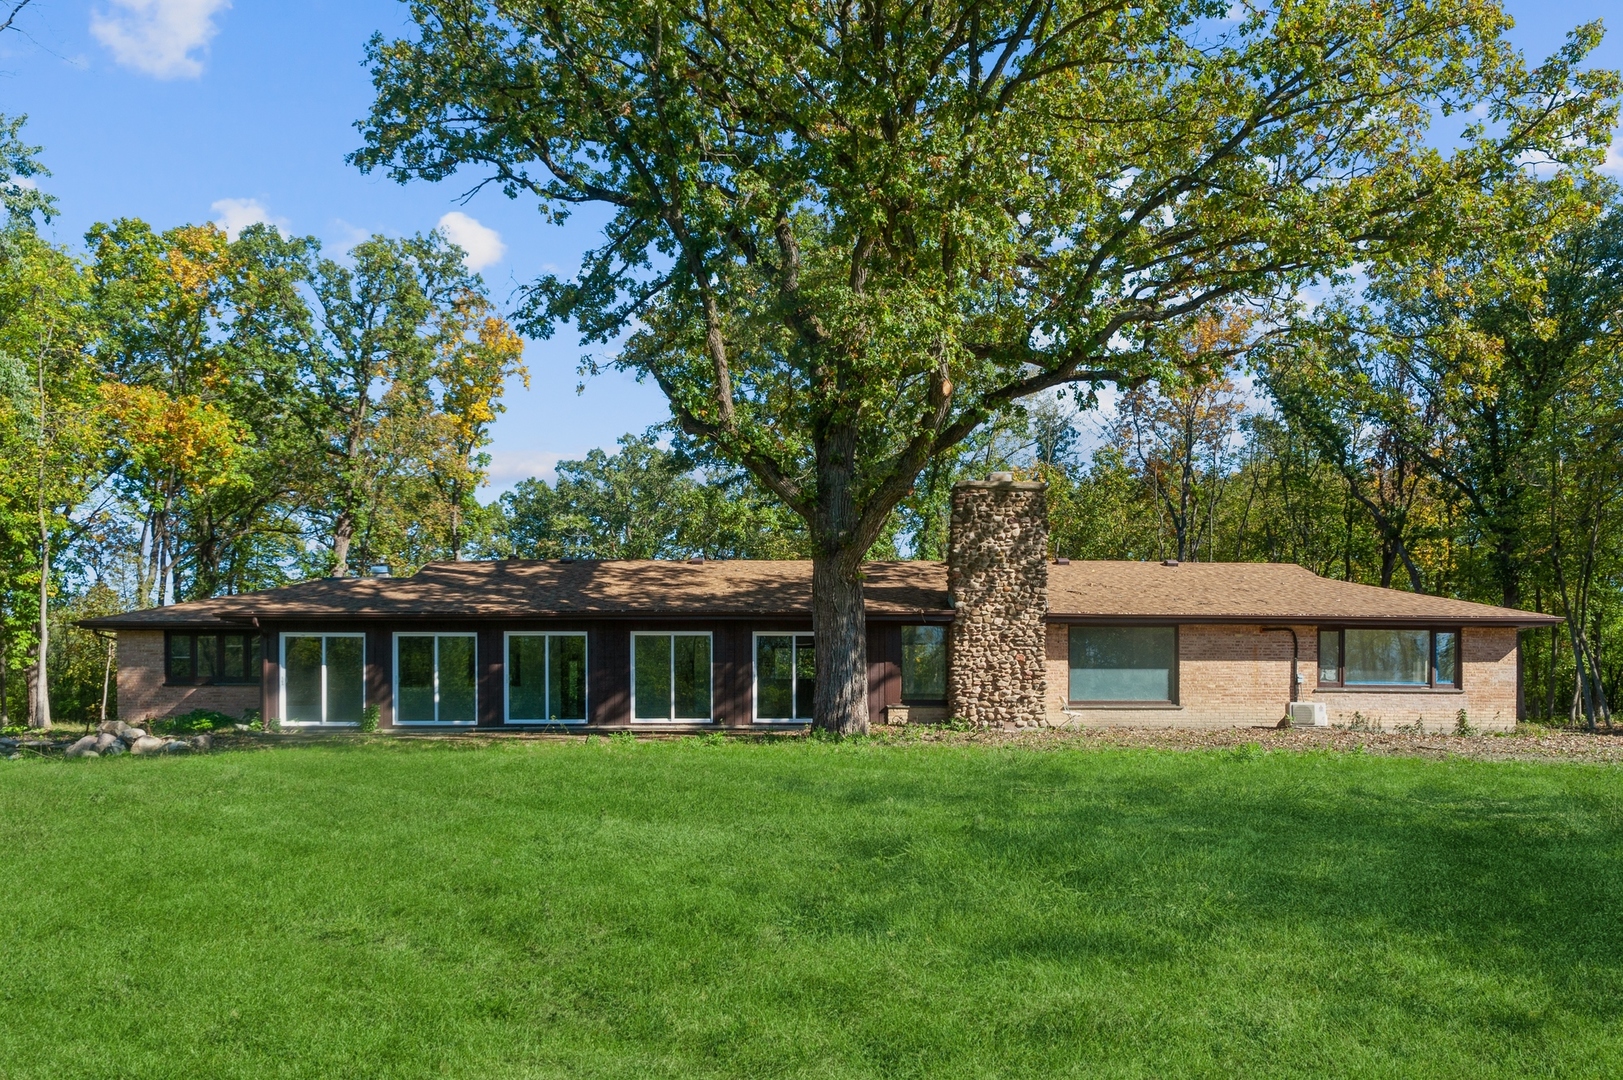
[876,723,1623,764]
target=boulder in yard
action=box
[190,734,212,752]
[124,728,148,742]
[162,740,191,754]
[65,735,101,758]
[102,741,126,756]
[130,736,166,755]
[94,732,119,751]
[97,720,134,738]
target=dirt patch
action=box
[870,723,1623,764]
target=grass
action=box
[3,738,1622,1078]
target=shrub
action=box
[360,705,380,733]
[153,709,239,735]
[1455,708,1474,736]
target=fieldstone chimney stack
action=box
[947,474,1049,727]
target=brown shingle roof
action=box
[80,559,951,627]
[1047,560,1559,626]
[82,558,1560,629]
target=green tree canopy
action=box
[353,2,1623,728]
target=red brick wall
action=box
[116,630,261,725]
[1044,623,1518,732]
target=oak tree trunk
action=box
[811,553,868,735]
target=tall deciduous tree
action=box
[352,1,1614,731]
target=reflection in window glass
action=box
[169,633,193,681]
[1318,630,1341,684]
[325,636,366,723]
[223,634,246,681]
[1344,629,1430,686]
[755,635,814,721]
[634,634,712,720]
[397,636,437,722]
[508,633,588,722]
[508,636,547,719]
[438,636,477,723]
[548,634,588,721]
[901,626,947,700]
[756,635,794,719]
[673,635,712,720]
[1069,626,1176,702]
[633,635,673,720]
[1435,631,1459,687]
[284,636,324,723]
[196,634,217,681]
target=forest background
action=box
[5,8,1623,733]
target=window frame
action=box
[899,624,949,705]
[278,632,367,727]
[629,631,715,724]
[1315,627,1463,691]
[392,632,479,727]
[164,630,261,686]
[504,631,590,725]
[1065,624,1181,707]
[752,631,816,724]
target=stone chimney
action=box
[947,473,1048,727]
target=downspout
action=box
[1260,627,1300,705]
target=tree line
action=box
[5,1,1622,735]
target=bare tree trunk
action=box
[99,633,115,724]
[0,628,8,727]
[31,527,50,731]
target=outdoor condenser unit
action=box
[1289,701,1329,728]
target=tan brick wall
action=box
[116,630,261,725]
[1044,623,1518,732]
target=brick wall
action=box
[116,630,261,725]
[1312,626,1517,732]
[947,476,1048,727]
[1045,623,1518,732]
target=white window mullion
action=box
[431,635,441,723]
[319,637,329,725]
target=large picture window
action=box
[166,631,260,685]
[632,632,712,722]
[1317,628,1460,689]
[755,633,814,722]
[507,633,588,723]
[1068,625,1177,704]
[901,625,947,701]
[281,634,365,725]
[394,633,477,724]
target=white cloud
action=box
[483,450,568,490]
[91,0,230,80]
[211,197,287,240]
[438,211,507,271]
[1602,133,1623,177]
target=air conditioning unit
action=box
[1289,701,1328,728]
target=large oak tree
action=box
[355,0,1616,732]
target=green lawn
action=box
[3,738,1622,1078]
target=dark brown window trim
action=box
[1315,627,1462,691]
[1065,624,1181,708]
[164,630,261,687]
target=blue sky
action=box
[2,1,1619,492]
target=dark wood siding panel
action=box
[368,627,391,727]
[592,624,629,727]
[478,627,503,726]
[260,631,276,722]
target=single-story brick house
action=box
[84,476,1559,732]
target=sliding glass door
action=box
[281,634,365,725]
[506,633,588,723]
[394,633,478,725]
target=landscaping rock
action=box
[162,740,191,754]
[21,738,54,750]
[0,737,17,749]
[130,736,166,756]
[94,732,119,751]
[97,719,134,738]
[65,735,101,758]
[190,733,212,752]
[102,741,125,756]
[124,728,148,742]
